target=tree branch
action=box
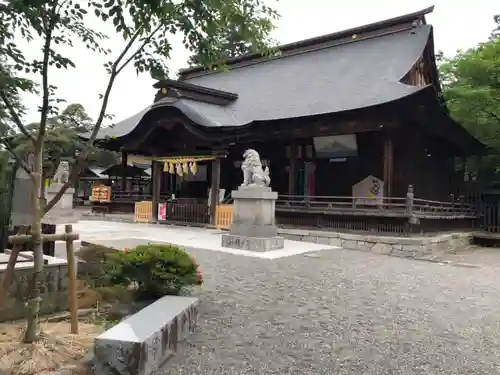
[37,2,58,143]
[0,92,36,144]
[42,24,152,216]
[0,139,35,180]
[484,109,500,124]
[116,24,163,75]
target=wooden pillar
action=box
[288,143,298,196]
[383,132,394,198]
[120,151,128,191]
[210,157,221,226]
[151,160,162,223]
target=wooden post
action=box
[210,158,221,226]
[151,160,162,223]
[65,224,78,334]
[288,143,298,196]
[383,131,394,198]
[120,151,128,191]
[0,226,28,308]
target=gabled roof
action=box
[179,6,434,78]
[97,7,435,140]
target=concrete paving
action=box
[55,220,338,260]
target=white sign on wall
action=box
[352,175,384,206]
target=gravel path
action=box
[161,247,500,375]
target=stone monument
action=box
[10,166,35,227]
[43,161,79,225]
[221,149,284,251]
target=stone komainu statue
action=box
[53,161,70,183]
[241,149,270,188]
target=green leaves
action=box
[439,22,500,182]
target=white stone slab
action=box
[98,296,198,342]
[93,295,199,375]
[0,251,67,270]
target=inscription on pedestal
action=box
[222,234,284,252]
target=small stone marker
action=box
[93,295,199,375]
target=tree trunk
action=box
[23,145,44,343]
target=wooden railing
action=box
[126,186,477,235]
[479,202,500,233]
[275,186,477,235]
[412,198,476,217]
[276,194,476,218]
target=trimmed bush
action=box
[76,244,118,287]
[105,244,203,301]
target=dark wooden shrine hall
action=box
[90,6,486,234]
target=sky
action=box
[19,0,499,126]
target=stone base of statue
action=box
[42,182,79,225]
[221,185,284,251]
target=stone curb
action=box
[278,228,472,260]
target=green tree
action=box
[439,19,500,183]
[9,103,118,182]
[0,0,278,342]
[188,8,278,67]
[491,15,499,39]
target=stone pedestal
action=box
[221,186,284,251]
[43,182,79,225]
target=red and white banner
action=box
[158,202,166,221]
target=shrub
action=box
[76,244,118,287]
[104,244,203,301]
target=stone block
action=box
[401,245,425,253]
[308,230,339,238]
[329,238,342,247]
[341,240,358,250]
[221,234,284,251]
[338,233,359,241]
[357,241,375,252]
[0,258,68,322]
[43,183,78,225]
[230,223,278,238]
[231,188,277,230]
[371,243,391,255]
[93,296,199,375]
[316,236,330,245]
[277,228,310,236]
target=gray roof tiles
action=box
[97,23,431,140]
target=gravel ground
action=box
[161,247,500,375]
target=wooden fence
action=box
[275,185,477,235]
[130,185,479,235]
[478,202,500,233]
[215,204,233,230]
[134,201,153,223]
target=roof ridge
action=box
[179,6,434,79]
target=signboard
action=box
[158,203,166,221]
[352,175,384,206]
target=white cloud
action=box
[17,0,498,125]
